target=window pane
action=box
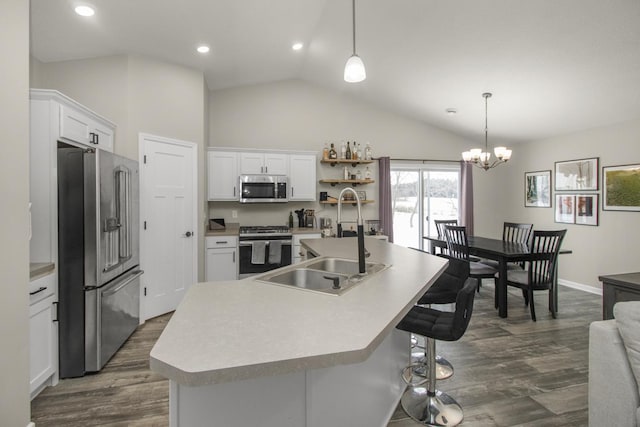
[391,170,420,248]
[423,171,459,238]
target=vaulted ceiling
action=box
[30,0,640,144]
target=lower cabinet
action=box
[292,234,322,264]
[205,236,238,281]
[29,290,58,398]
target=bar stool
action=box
[396,278,477,426]
[410,252,470,380]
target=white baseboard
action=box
[558,279,603,296]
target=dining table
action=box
[423,235,571,318]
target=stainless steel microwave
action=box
[239,174,288,203]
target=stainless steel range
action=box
[238,226,292,278]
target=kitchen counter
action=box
[204,222,239,237]
[30,262,55,280]
[204,224,321,237]
[150,238,446,386]
[150,238,446,426]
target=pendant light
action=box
[344,0,366,83]
[462,92,512,170]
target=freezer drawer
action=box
[85,269,142,372]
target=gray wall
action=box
[32,54,208,281]
[208,79,473,228]
[473,118,640,289]
[0,0,30,424]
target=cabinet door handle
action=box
[233,251,236,263]
[95,133,99,144]
[265,166,267,173]
[53,301,59,322]
[233,186,236,197]
[29,286,47,295]
[216,241,228,244]
[291,187,294,197]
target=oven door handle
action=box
[239,240,292,247]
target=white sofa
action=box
[589,302,640,427]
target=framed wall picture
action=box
[603,164,640,211]
[555,194,576,224]
[555,157,599,191]
[575,194,599,226]
[525,170,551,207]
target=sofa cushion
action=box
[614,301,640,399]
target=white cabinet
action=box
[205,236,238,281]
[289,154,317,201]
[239,152,288,175]
[292,233,321,264]
[208,151,239,201]
[29,273,58,399]
[59,102,115,152]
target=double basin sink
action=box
[256,257,389,295]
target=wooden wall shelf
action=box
[321,159,374,167]
[319,179,375,187]
[320,200,375,207]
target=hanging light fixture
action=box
[344,0,366,83]
[462,92,512,170]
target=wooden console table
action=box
[599,272,640,320]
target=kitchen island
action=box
[150,238,447,427]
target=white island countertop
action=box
[150,238,447,387]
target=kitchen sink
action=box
[305,258,387,276]
[256,257,389,295]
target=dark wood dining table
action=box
[423,235,571,318]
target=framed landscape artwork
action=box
[555,194,575,224]
[525,170,551,207]
[575,194,599,226]
[555,157,599,191]
[603,164,640,211]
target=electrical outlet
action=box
[232,210,238,218]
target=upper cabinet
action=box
[289,154,317,201]
[208,151,239,201]
[59,104,114,152]
[208,148,317,202]
[239,152,288,175]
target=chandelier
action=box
[462,92,512,170]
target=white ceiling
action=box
[30,0,640,144]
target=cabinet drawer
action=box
[206,235,238,249]
[29,273,56,305]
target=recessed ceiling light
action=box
[446,108,457,116]
[196,45,210,54]
[292,43,303,51]
[74,5,95,17]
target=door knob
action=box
[185,231,192,237]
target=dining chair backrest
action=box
[443,225,470,261]
[503,222,533,245]
[528,229,567,286]
[435,219,458,239]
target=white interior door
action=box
[140,133,197,320]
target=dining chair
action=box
[444,225,497,292]
[434,219,458,255]
[496,229,567,321]
[480,221,534,271]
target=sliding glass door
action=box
[391,164,460,250]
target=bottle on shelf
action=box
[343,166,349,180]
[356,169,363,180]
[364,143,372,160]
[346,141,352,160]
[340,141,346,159]
[329,143,337,159]
[365,166,371,179]
[288,211,294,228]
[322,143,329,160]
[352,141,357,160]
[357,143,362,160]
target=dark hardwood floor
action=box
[32,283,599,426]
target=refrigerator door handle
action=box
[101,270,143,297]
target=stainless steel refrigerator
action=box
[57,143,143,378]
